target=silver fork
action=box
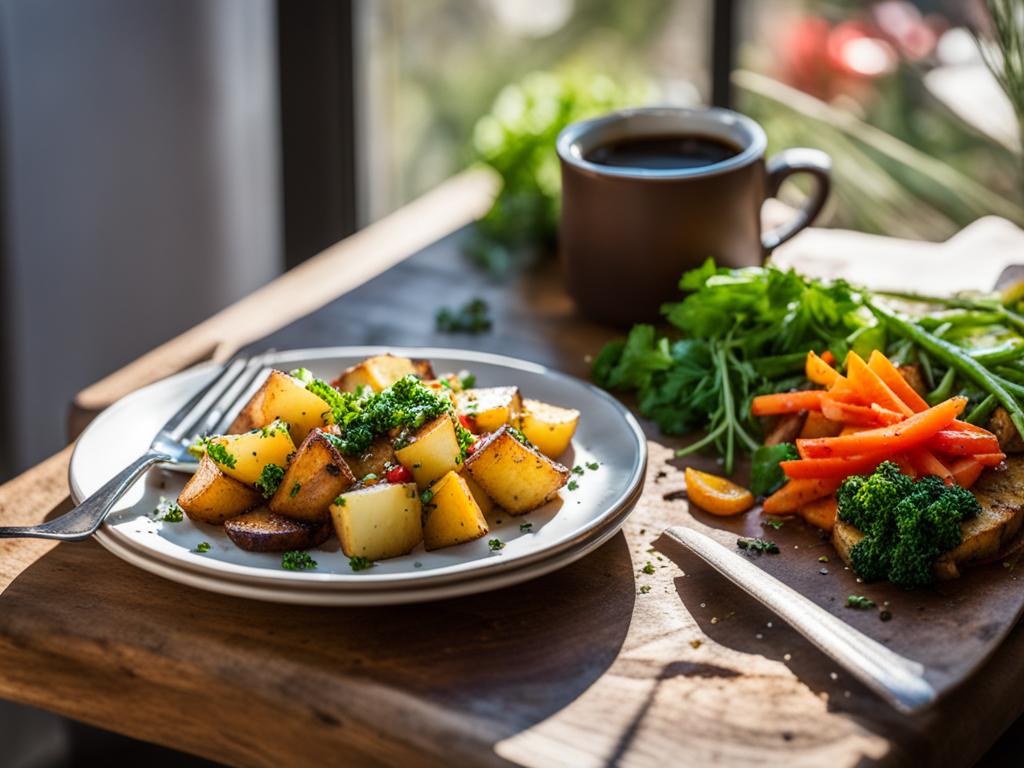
[0,355,271,541]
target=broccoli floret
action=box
[837,461,980,589]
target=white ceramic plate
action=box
[69,347,647,604]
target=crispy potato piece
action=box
[896,364,928,398]
[330,482,422,560]
[412,359,436,380]
[178,455,262,525]
[333,354,417,393]
[228,370,332,443]
[209,423,295,485]
[520,398,580,458]
[763,412,807,447]
[456,387,522,433]
[224,507,333,552]
[988,407,1024,453]
[461,472,495,516]
[346,435,398,481]
[464,425,569,515]
[269,429,355,523]
[394,415,461,487]
[422,471,489,550]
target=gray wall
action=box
[0,0,282,477]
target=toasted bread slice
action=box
[832,457,1024,580]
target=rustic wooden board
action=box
[4,211,1024,766]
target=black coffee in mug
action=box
[584,134,740,171]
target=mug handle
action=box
[761,148,832,251]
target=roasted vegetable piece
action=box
[224,507,333,552]
[684,467,754,516]
[798,495,837,532]
[422,471,490,550]
[456,387,523,433]
[269,429,355,523]
[464,425,569,515]
[345,435,398,480]
[178,455,262,525]
[333,354,419,393]
[763,477,841,514]
[519,398,580,458]
[228,369,332,443]
[207,422,296,485]
[330,482,422,560]
[394,415,462,487]
[461,472,495,515]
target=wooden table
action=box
[2,169,1023,767]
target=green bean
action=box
[965,394,998,426]
[918,311,1004,329]
[868,300,1024,439]
[970,340,1024,365]
[995,366,1024,386]
[926,367,956,405]
[873,290,999,310]
[918,351,936,389]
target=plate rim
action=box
[70,345,648,591]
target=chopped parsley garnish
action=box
[289,482,302,498]
[586,461,600,471]
[290,367,313,383]
[639,585,652,594]
[333,495,347,507]
[567,479,579,491]
[455,420,475,460]
[306,377,368,427]
[846,595,876,610]
[488,538,505,551]
[154,497,183,522]
[257,419,288,438]
[348,555,373,571]
[203,439,237,469]
[761,519,784,530]
[571,465,585,476]
[818,555,830,563]
[254,464,285,499]
[362,473,379,483]
[459,371,476,389]
[519,522,533,532]
[436,298,492,333]
[282,551,318,570]
[420,488,435,505]
[641,561,656,575]
[507,426,533,448]
[736,537,780,555]
[194,541,211,553]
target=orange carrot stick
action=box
[949,457,984,489]
[781,453,890,480]
[867,349,929,413]
[799,495,838,532]
[926,429,1001,456]
[763,478,841,514]
[799,410,843,439]
[751,390,823,416]
[846,351,914,417]
[796,397,967,459]
[972,452,1007,467]
[806,351,840,387]
[821,397,899,427]
[906,447,954,483]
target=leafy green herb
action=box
[155,497,183,523]
[420,488,434,505]
[641,561,656,575]
[254,464,285,499]
[507,426,533,448]
[571,465,585,476]
[737,537,780,555]
[846,595,876,610]
[289,482,301,498]
[333,495,347,507]
[194,541,211,553]
[460,372,477,389]
[519,522,533,532]
[348,555,373,572]
[436,298,493,333]
[761,519,784,531]
[203,439,237,469]
[750,443,800,497]
[639,585,652,594]
[586,461,600,471]
[567,479,579,491]
[282,551,318,571]
[818,555,830,563]
[256,419,288,438]
[488,538,505,551]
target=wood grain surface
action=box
[3,182,1024,766]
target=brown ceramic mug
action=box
[557,106,830,326]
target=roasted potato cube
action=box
[228,369,332,443]
[333,354,417,393]
[224,506,333,552]
[456,387,522,433]
[412,359,436,380]
[461,472,495,515]
[520,398,580,458]
[208,422,295,485]
[464,425,570,515]
[178,455,262,525]
[394,415,461,487]
[422,471,489,550]
[346,435,398,481]
[269,430,355,523]
[330,482,422,561]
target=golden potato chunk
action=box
[224,506,333,552]
[456,387,522,433]
[333,354,417,393]
[422,471,489,550]
[228,369,332,443]
[464,425,569,515]
[346,435,398,481]
[208,422,295,486]
[330,482,422,561]
[394,415,462,487]
[520,398,580,458]
[461,472,495,516]
[178,455,262,525]
[269,430,355,523]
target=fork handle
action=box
[0,450,171,541]
[664,526,937,714]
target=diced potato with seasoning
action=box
[333,354,418,393]
[464,425,570,515]
[224,506,333,552]
[422,471,489,550]
[461,472,495,516]
[456,387,522,433]
[330,482,422,560]
[520,398,580,458]
[208,421,295,486]
[346,435,398,482]
[394,415,462,487]
[228,369,332,443]
[178,455,262,525]
[269,429,355,523]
